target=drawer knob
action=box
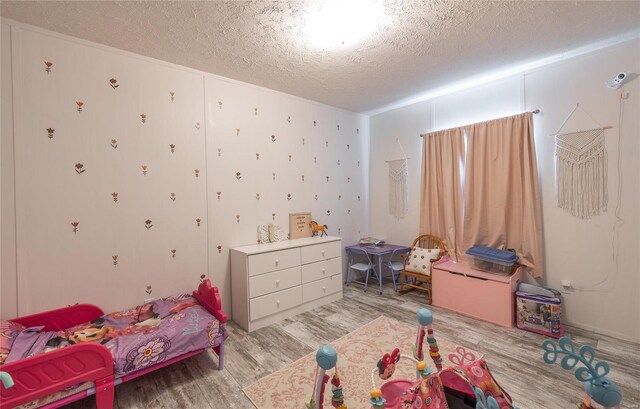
[275,259,279,265]
[276,300,280,307]
[276,279,280,286]
[322,268,326,274]
[321,250,325,256]
[322,286,326,292]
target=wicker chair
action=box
[398,234,446,304]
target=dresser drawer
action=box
[301,257,342,284]
[250,286,302,321]
[249,266,301,298]
[301,241,341,264]
[302,274,342,303]
[248,248,300,276]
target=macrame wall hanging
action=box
[386,139,409,219]
[553,104,610,219]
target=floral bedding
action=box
[5,294,227,377]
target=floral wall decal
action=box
[347,144,350,150]
[287,193,292,201]
[46,128,55,139]
[272,213,276,221]
[216,191,221,199]
[200,274,206,283]
[217,148,222,157]
[272,172,276,180]
[337,124,340,131]
[358,161,360,167]
[236,215,240,223]
[337,160,341,166]
[256,153,260,160]
[302,138,305,145]
[347,177,351,183]
[112,255,118,266]
[75,163,85,175]
[169,193,176,201]
[142,165,148,176]
[76,101,84,113]
[195,122,201,130]
[314,156,317,163]
[235,172,242,180]
[236,128,240,136]
[111,139,118,149]
[326,176,329,182]
[357,195,361,201]
[255,193,260,200]
[145,219,153,229]
[338,228,341,234]
[170,144,175,153]
[287,116,291,123]
[170,249,176,258]
[112,192,118,202]
[196,218,201,227]
[194,169,200,178]
[338,195,342,200]
[217,245,222,253]
[271,134,276,142]
[170,91,175,101]
[325,141,329,148]
[315,194,318,200]
[140,114,146,123]
[71,221,79,234]
[288,154,292,162]
[44,61,53,74]
[327,210,331,216]
[218,101,223,109]
[313,120,317,127]
[254,107,258,116]
[357,128,360,134]
[301,175,305,181]
[347,209,351,215]
[109,78,119,89]
[145,285,153,295]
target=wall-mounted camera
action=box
[607,72,628,89]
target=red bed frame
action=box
[0,279,227,409]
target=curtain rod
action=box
[419,109,540,137]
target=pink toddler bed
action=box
[0,279,227,409]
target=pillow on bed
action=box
[405,247,440,276]
[0,320,26,365]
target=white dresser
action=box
[230,236,343,332]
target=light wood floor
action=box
[69,284,640,409]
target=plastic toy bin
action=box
[465,245,518,275]
[516,290,564,338]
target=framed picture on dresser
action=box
[289,212,312,239]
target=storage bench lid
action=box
[465,245,518,264]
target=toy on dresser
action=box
[542,337,622,409]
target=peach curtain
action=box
[419,127,466,261]
[462,112,544,277]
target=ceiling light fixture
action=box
[302,0,387,49]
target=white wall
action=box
[370,39,640,342]
[0,20,369,318]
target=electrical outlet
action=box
[560,280,572,288]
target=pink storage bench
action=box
[432,258,522,327]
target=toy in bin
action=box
[465,246,518,275]
[516,283,564,338]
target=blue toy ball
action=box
[316,345,338,370]
[417,308,433,326]
[584,379,622,408]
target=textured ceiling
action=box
[2,1,639,113]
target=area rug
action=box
[243,315,479,409]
